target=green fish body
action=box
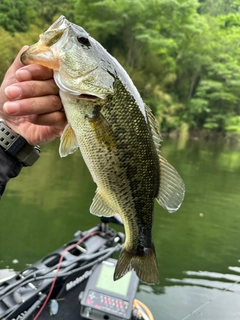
[21,16,185,284]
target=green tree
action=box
[73,0,240,135]
[1,0,240,136]
[198,0,240,15]
[0,0,32,33]
[30,0,75,28]
[188,16,240,133]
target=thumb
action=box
[11,46,30,73]
[2,46,29,86]
[5,46,29,76]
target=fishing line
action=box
[33,230,101,320]
[181,277,240,320]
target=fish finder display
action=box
[80,258,139,320]
[96,261,131,296]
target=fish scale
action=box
[21,15,185,284]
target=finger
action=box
[3,95,62,116]
[5,79,59,100]
[1,46,29,88]
[16,64,54,82]
[6,113,67,145]
[30,111,67,129]
[5,46,29,76]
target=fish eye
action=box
[77,36,90,46]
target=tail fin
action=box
[114,246,159,285]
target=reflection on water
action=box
[168,270,240,292]
[180,268,240,289]
[136,262,240,320]
[166,265,240,319]
[1,138,240,319]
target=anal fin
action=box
[90,191,116,217]
[156,155,185,213]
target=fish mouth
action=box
[79,94,99,100]
[21,16,69,69]
[21,43,59,69]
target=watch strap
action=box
[0,121,40,166]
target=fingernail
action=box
[3,102,20,114]
[16,69,31,81]
[5,86,22,99]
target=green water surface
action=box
[1,137,240,320]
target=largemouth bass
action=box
[21,16,185,284]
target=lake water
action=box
[1,137,240,319]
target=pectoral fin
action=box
[90,190,116,217]
[59,124,79,157]
[156,156,185,212]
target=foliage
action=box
[0,25,41,81]
[198,0,240,15]
[30,0,75,28]
[0,0,32,33]
[0,0,240,136]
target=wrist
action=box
[0,120,40,166]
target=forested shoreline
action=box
[0,0,240,138]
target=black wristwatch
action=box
[0,121,40,166]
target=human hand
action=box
[0,46,66,145]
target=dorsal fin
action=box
[145,104,162,155]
